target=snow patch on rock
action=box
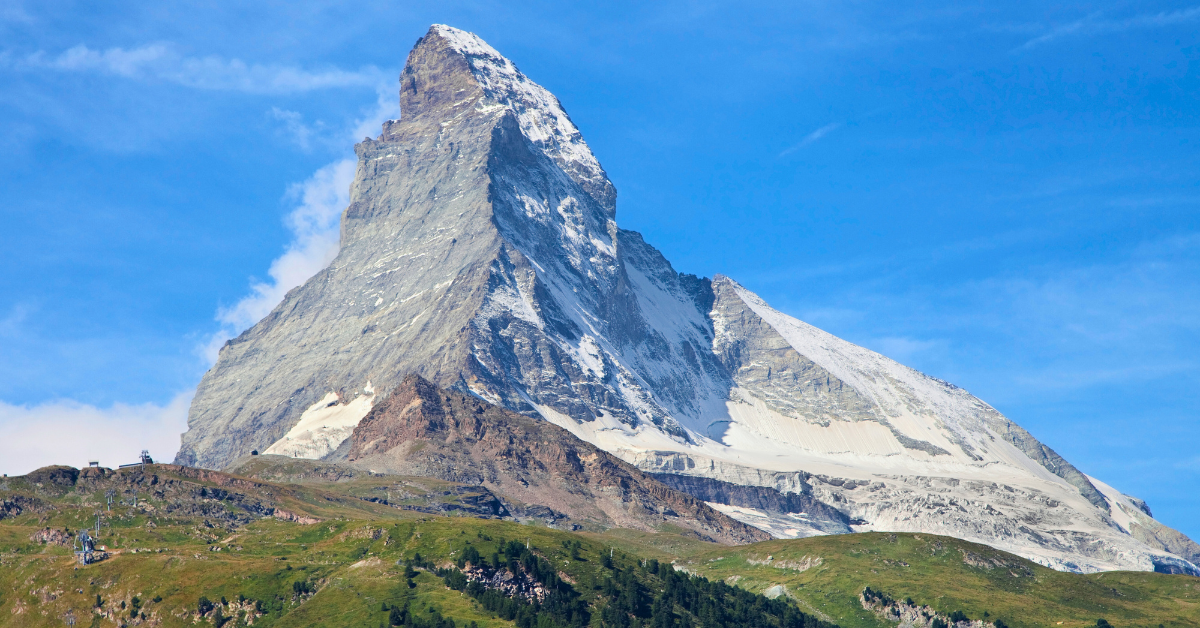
[263,383,376,459]
[705,503,834,539]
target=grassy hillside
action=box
[1,464,1196,628]
[678,533,1200,628]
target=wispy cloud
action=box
[1011,361,1195,392]
[1017,7,1200,50]
[752,231,1200,402]
[202,89,399,364]
[0,392,191,475]
[201,158,354,363]
[0,0,33,23]
[780,122,842,156]
[268,86,398,152]
[349,88,399,141]
[0,303,30,337]
[15,43,386,93]
[270,107,323,151]
[868,336,946,365]
[980,234,1200,349]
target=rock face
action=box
[648,473,853,538]
[178,24,1199,574]
[344,374,769,543]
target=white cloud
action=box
[18,43,386,94]
[268,86,398,152]
[202,86,399,364]
[350,87,399,141]
[1018,7,1200,50]
[0,63,400,466]
[203,158,354,363]
[0,392,191,476]
[270,107,328,151]
[780,122,842,156]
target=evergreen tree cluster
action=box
[386,602,474,628]
[442,538,589,628]
[861,586,892,606]
[617,558,836,628]
[434,539,835,628]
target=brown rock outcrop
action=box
[348,375,768,544]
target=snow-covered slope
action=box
[177,25,1199,575]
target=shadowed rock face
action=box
[345,374,770,544]
[177,24,1197,572]
[648,473,853,537]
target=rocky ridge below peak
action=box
[341,374,770,544]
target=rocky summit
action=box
[178,24,1199,575]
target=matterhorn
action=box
[177,25,1199,575]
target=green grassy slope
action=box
[678,532,1200,628]
[1,464,1196,628]
[0,464,830,628]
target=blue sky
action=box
[0,1,1197,539]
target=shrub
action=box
[197,596,214,615]
[443,571,467,591]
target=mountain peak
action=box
[179,27,1199,576]
[428,24,503,58]
[393,24,616,215]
